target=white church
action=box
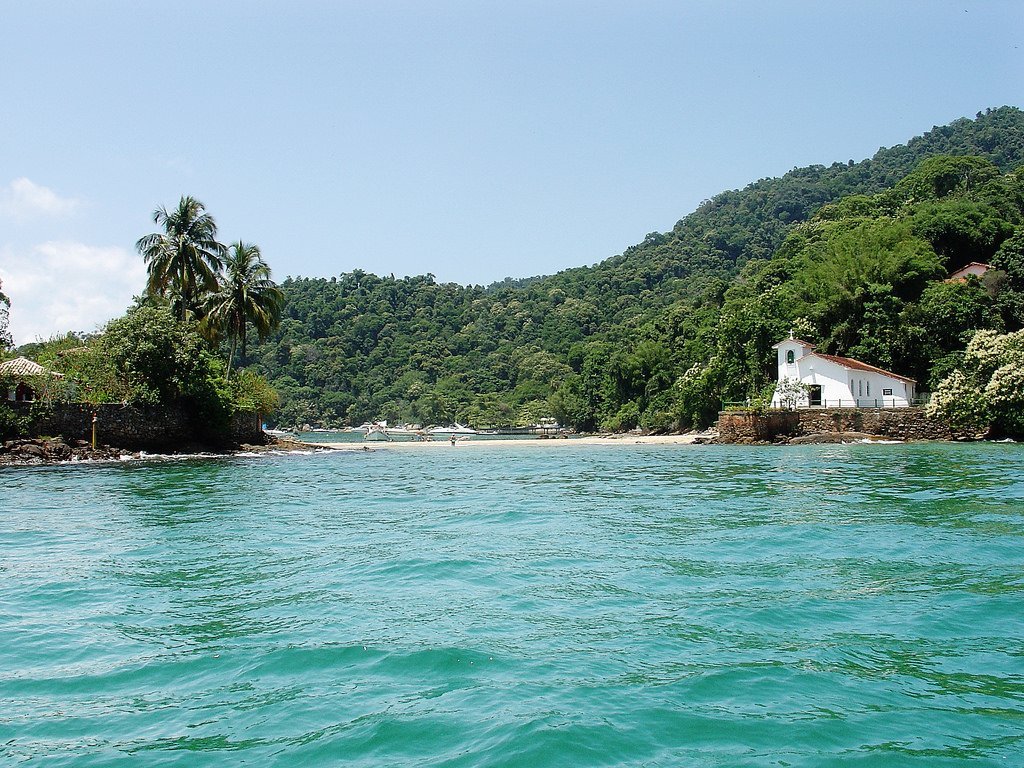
[770,334,916,409]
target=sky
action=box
[0,0,1021,345]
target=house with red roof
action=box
[770,334,916,409]
[945,262,991,283]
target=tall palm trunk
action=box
[226,334,239,380]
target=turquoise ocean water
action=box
[1,442,1022,767]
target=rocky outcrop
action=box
[0,437,130,465]
[0,432,302,466]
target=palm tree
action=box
[136,196,226,320]
[205,241,284,378]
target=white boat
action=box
[349,421,427,441]
[386,424,422,436]
[361,421,393,442]
[426,423,478,436]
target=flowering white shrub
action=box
[774,376,810,409]
[964,329,1024,378]
[929,329,1024,437]
[985,362,1024,434]
[675,362,704,388]
[790,317,816,342]
[926,370,990,432]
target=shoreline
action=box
[2,431,1014,468]
[0,432,714,467]
[323,432,712,450]
[0,435,312,468]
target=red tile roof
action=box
[946,262,992,282]
[814,353,916,384]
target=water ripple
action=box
[1,443,1023,766]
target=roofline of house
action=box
[771,338,816,349]
[812,352,917,384]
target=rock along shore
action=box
[1,437,144,465]
[0,435,322,467]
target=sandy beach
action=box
[316,432,711,451]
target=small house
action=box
[770,335,916,409]
[0,356,64,402]
[946,262,992,282]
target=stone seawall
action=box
[7,402,264,450]
[717,407,974,443]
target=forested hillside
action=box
[249,107,1024,431]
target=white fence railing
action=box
[723,397,930,410]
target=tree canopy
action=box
[928,329,1024,438]
[204,241,284,378]
[242,108,1024,431]
[136,196,227,321]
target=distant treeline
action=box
[247,107,1024,432]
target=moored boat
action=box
[362,421,393,441]
[426,423,478,437]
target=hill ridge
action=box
[251,107,1024,432]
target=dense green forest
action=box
[206,108,1024,430]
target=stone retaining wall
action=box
[6,402,264,449]
[717,407,974,443]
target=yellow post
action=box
[91,412,97,449]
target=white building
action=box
[770,335,916,409]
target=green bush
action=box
[0,404,27,440]
[230,369,280,415]
[603,401,640,432]
[102,306,215,406]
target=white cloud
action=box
[0,241,146,345]
[0,178,80,221]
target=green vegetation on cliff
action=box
[246,108,1024,434]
